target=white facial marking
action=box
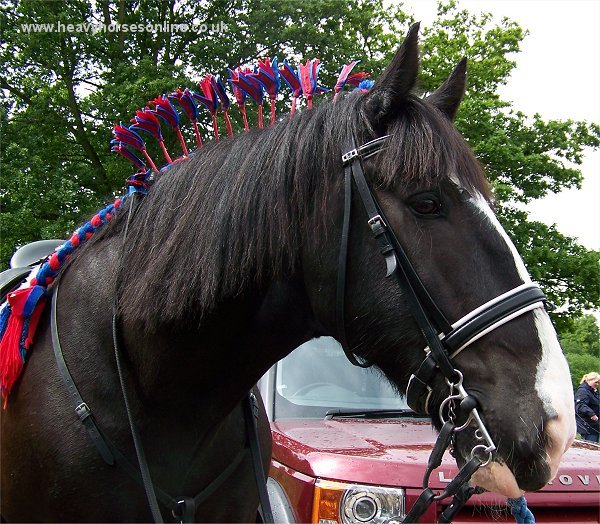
[468,190,575,487]
[471,192,530,283]
[533,309,576,477]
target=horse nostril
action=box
[511,450,551,492]
[516,436,541,458]
[516,472,550,493]
[500,433,552,492]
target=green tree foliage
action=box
[561,314,600,356]
[1,0,408,260]
[560,314,600,388]
[1,0,598,328]
[566,353,600,391]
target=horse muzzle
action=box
[455,410,575,497]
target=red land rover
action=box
[257,337,600,523]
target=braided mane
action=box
[110,93,369,331]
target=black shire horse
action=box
[1,25,575,522]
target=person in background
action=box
[575,372,600,442]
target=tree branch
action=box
[73,78,105,89]
[0,77,32,104]
[60,59,110,194]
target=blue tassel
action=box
[507,496,535,523]
[0,302,11,340]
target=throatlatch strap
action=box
[112,304,164,524]
[336,165,367,366]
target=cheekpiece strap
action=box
[338,135,456,377]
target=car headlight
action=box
[312,479,405,524]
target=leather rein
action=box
[337,135,550,522]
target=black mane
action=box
[77,91,488,332]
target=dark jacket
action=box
[575,382,600,436]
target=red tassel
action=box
[0,287,46,407]
[0,306,25,408]
[25,298,45,350]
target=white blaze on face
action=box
[471,192,531,283]
[533,309,576,477]
[469,191,575,489]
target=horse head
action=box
[304,23,575,498]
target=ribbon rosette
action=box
[354,78,375,92]
[229,67,265,128]
[251,57,280,126]
[111,142,146,170]
[130,107,173,163]
[334,61,370,100]
[211,75,234,137]
[228,74,248,131]
[112,123,158,173]
[346,71,370,87]
[279,60,302,117]
[169,88,203,148]
[297,58,329,109]
[193,75,221,140]
[148,95,188,157]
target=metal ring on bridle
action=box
[445,369,463,389]
[470,444,493,467]
[439,369,465,425]
[453,412,475,433]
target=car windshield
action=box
[272,337,410,420]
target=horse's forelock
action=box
[371,96,490,198]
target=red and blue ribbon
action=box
[112,123,158,173]
[169,88,203,148]
[298,58,329,109]
[251,57,280,126]
[229,67,265,128]
[193,75,221,140]
[334,60,365,99]
[148,95,188,157]
[129,107,172,163]
[279,60,302,117]
[211,75,233,137]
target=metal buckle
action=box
[367,214,385,228]
[341,148,359,164]
[75,402,90,421]
[172,499,186,520]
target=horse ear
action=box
[364,22,420,125]
[426,58,467,121]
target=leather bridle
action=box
[337,135,550,522]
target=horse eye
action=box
[408,194,442,216]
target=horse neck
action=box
[115,271,316,420]
[62,106,344,422]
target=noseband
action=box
[338,135,549,522]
